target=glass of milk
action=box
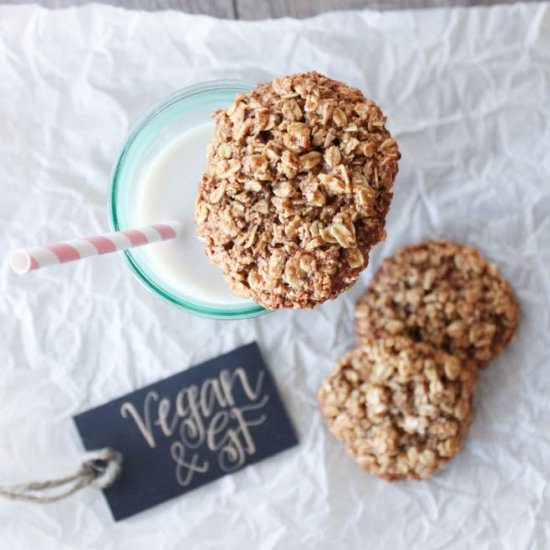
[110,81,265,319]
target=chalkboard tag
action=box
[74,342,298,521]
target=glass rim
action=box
[110,80,266,319]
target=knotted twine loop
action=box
[0,448,122,503]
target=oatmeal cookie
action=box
[355,241,519,365]
[195,72,400,309]
[319,338,477,480]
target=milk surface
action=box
[132,123,249,306]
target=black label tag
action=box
[73,342,298,521]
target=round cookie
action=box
[319,337,478,481]
[355,240,519,365]
[195,71,400,309]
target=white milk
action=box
[131,123,249,306]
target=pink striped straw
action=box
[10,222,183,274]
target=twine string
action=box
[0,448,122,503]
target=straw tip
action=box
[9,251,32,274]
[168,221,184,236]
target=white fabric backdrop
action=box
[0,3,549,548]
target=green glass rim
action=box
[110,80,266,319]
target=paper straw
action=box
[10,222,183,274]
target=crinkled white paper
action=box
[0,3,549,548]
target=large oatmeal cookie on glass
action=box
[319,337,478,481]
[355,240,519,365]
[195,71,400,309]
